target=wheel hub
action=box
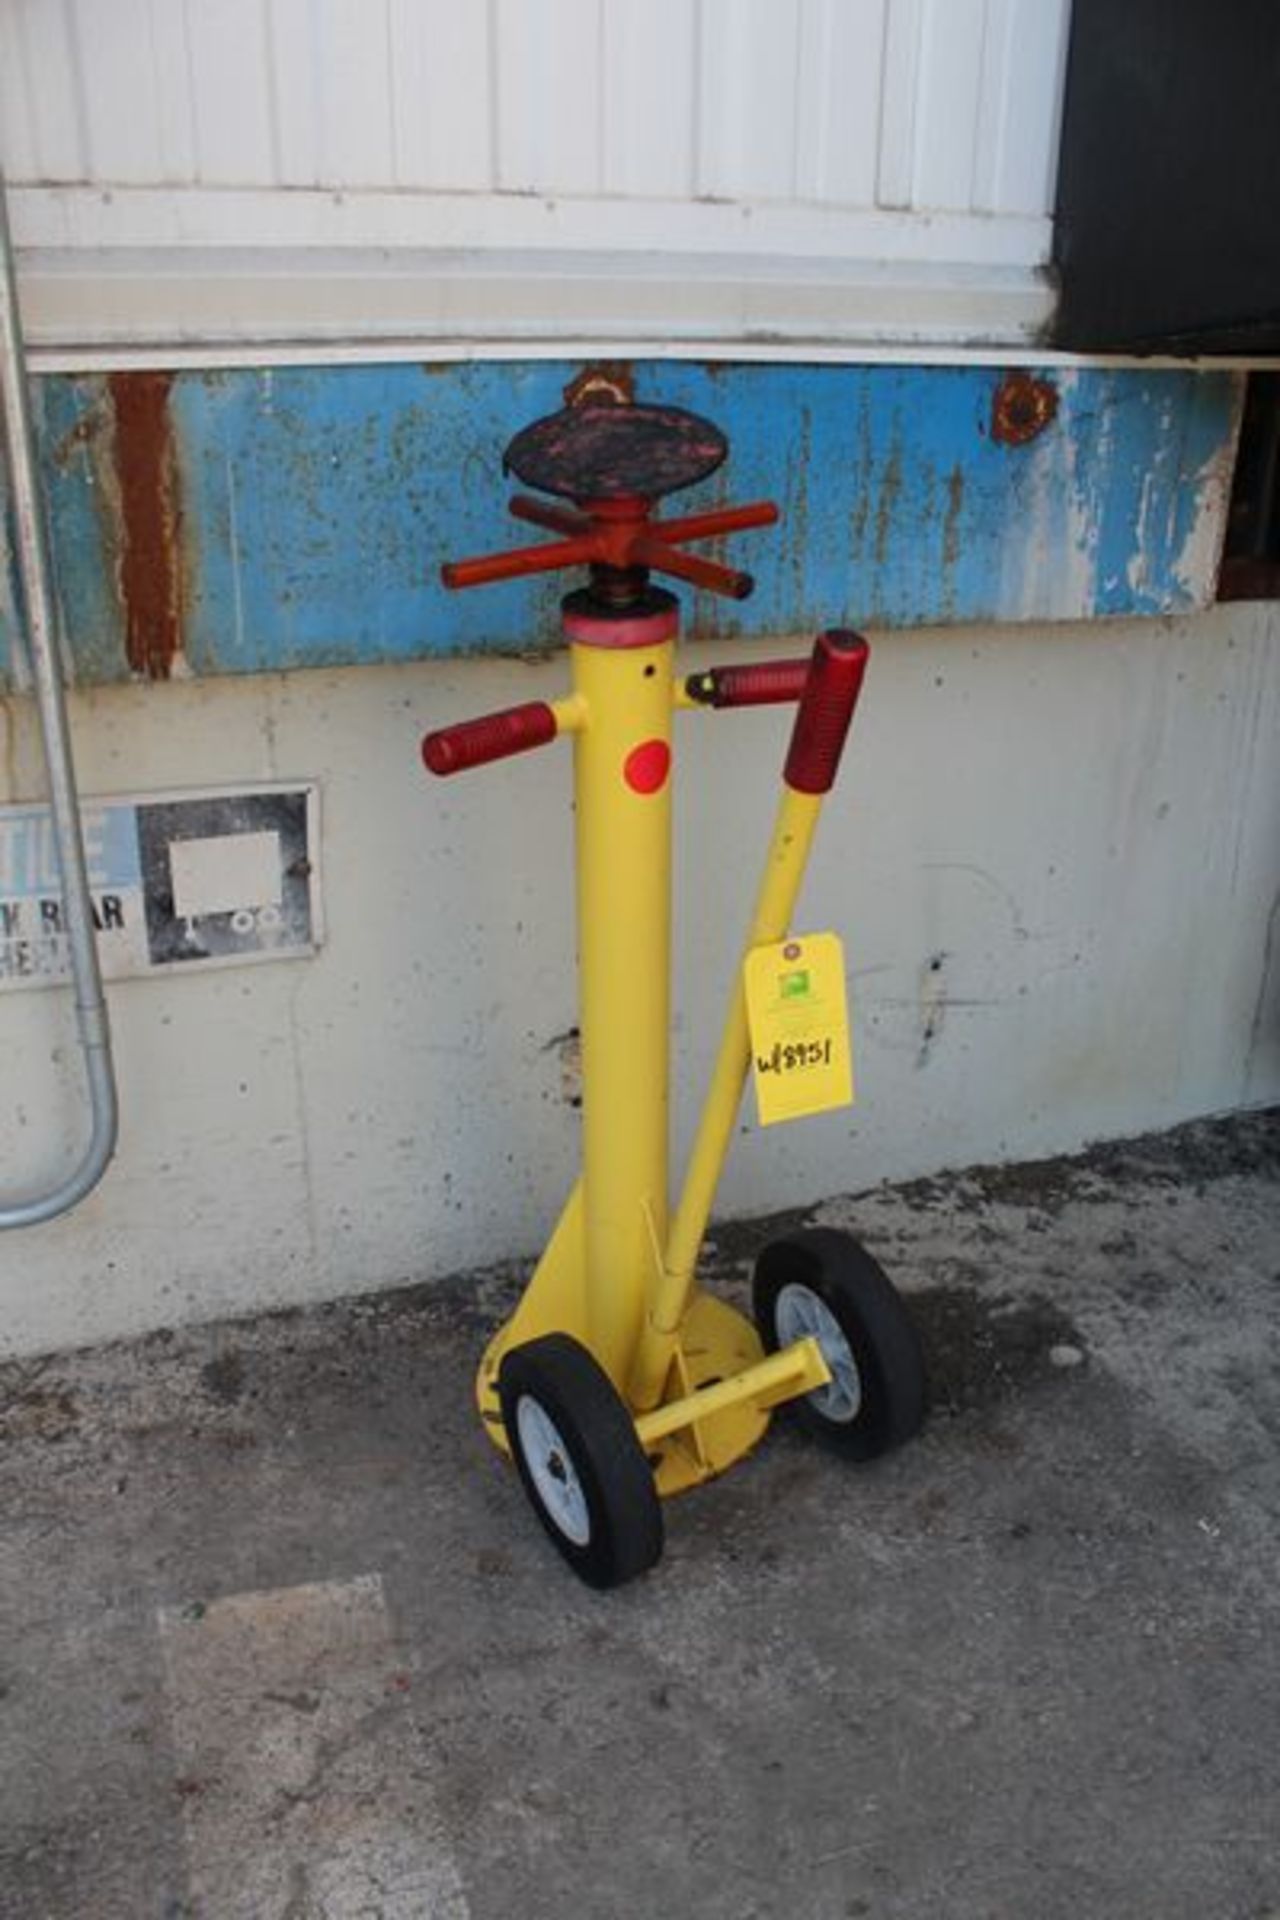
[775,1282,863,1423]
[515,1394,592,1545]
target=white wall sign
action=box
[0,783,321,990]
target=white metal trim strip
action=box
[16,247,1054,360]
[11,184,1050,267]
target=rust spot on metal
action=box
[942,463,964,576]
[108,371,185,679]
[52,401,109,471]
[874,440,903,568]
[992,372,1059,447]
[563,363,635,410]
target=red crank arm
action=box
[441,536,598,591]
[653,501,779,545]
[507,494,593,538]
[632,536,754,600]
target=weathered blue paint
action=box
[1,360,1242,684]
[36,376,126,685]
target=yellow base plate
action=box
[645,1291,770,1495]
[476,1288,771,1498]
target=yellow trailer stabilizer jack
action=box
[423,395,925,1587]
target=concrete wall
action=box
[1,600,1276,1358]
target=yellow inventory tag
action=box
[744,932,854,1127]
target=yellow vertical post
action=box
[569,620,677,1393]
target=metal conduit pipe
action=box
[0,171,119,1227]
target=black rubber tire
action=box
[752,1228,926,1460]
[498,1333,663,1589]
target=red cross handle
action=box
[441,495,779,601]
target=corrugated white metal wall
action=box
[2,0,1067,212]
[1,0,1072,352]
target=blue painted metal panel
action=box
[1,374,127,685]
[36,376,127,685]
[1,360,1242,684]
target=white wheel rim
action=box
[775,1282,863,1423]
[515,1395,592,1546]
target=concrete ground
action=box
[1,1110,1277,1920]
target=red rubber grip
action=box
[686,658,811,708]
[422,701,557,776]
[783,630,869,794]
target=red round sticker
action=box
[623,738,671,795]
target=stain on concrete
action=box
[199,1349,245,1406]
[701,1201,822,1269]
[890,1110,1279,1219]
[916,949,948,1068]
[0,1381,79,1444]
[542,1025,583,1108]
[910,1281,1085,1417]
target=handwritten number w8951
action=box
[756,1039,833,1075]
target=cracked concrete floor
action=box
[1,1110,1278,1920]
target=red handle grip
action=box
[422,701,557,776]
[783,630,869,794]
[685,657,811,708]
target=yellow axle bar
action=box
[632,1334,830,1449]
